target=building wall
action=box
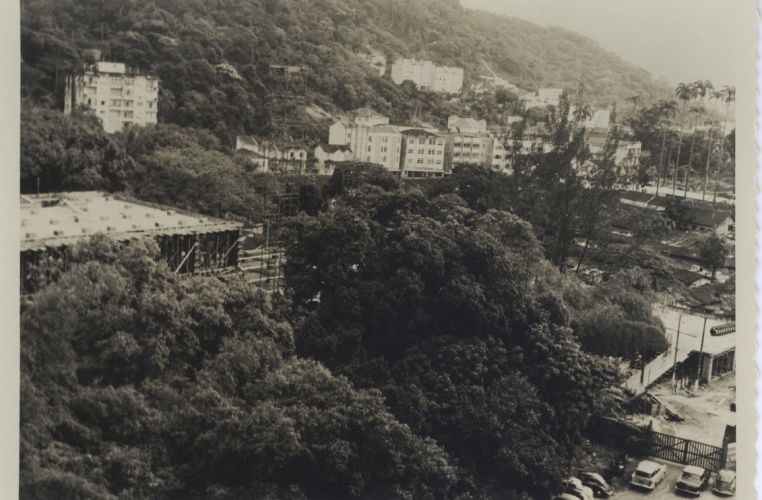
[451,135,495,167]
[391,58,463,93]
[65,63,159,134]
[401,134,447,177]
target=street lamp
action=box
[671,315,683,392]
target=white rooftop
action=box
[21,192,242,251]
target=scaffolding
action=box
[237,178,301,292]
[266,65,309,140]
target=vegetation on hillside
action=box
[21,0,673,146]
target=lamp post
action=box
[671,315,682,392]
[694,316,708,392]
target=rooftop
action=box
[21,192,242,251]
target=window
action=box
[454,142,462,147]
[437,140,443,146]
[427,159,434,164]
[290,152,294,159]
[436,160,442,164]
[368,146,372,152]
[368,136,373,142]
[110,88,121,96]
[463,152,470,157]
[101,101,105,106]
[417,158,424,164]
[454,152,460,157]
[382,136,389,143]
[109,110,121,118]
[299,152,304,158]
[428,139,436,145]
[382,156,387,162]
[126,90,131,96]
[109,99,121,107]
[419,139,425,145]
[381,146,388,153]
[87,98,92,105]
[427,149,434,155]
[418,149,424,154]
[110,77,121,84]
[396,147,400,153]
[408,158,413,164]
[124,100,133,108]
[495,155,502,159]
[367,156,371,161]
[408,149,414,153]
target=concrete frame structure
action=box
[20,192,242,293]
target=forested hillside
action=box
[21,0,671,146]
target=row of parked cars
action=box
[630,459,736,496]
[553,460,736,499]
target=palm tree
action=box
[713,86,735,202]
[683,80,712,197]
[656,100,678,196]
[627,95,641,117]
[673,82,697,195]
[571,104,593,128]
[702,90,723,199]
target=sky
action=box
[459,0,736,88]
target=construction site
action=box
[20,192,243,293]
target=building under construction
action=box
[20,192,243,293]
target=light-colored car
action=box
[712,469,736,496]
[675,465,710,496]
[630,460,666,490]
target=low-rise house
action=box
[447,115,487,134]
[522,87,563,109]
[686,209,734,235]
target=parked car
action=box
[578,471,615,498]
[562,477,594,500]
[675,465,710,496]
[630,460,666,491]
[712,469,736,496]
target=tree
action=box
[673,82,697,194]
[699,233,729,281]
[713,86,735,202]
[684,80,712,197]
[702,90,723,200]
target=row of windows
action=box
[454,142,486,148]
[368,146,400,153]
[368,135,398,143]
[408,158,443,165]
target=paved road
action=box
[611,459,731,499]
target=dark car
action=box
[674,465,710,496]
[712,469,736,496]
[578,471,615,498]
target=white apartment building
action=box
[447,115,487,134]
[451,134,495,167]
[65,62,159,134]
[400,130,448,178]
[522,87,564,109]
[328,121,402,173]
[390,58,463,93]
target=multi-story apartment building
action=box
[450,134,495,167]
[400,129,448,178]
[64,62,159,134]
[390,58,463,93]
[522,87,564,109]
[328,118,402,173]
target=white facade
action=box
[400,131,447,177]
[448,115,487,134]
[522,87,563,109]
[390,58,463,93]
[65,62,159,134]
[328,122,402,173]
[451,134,494,167]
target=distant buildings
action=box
[521,87,563,109]
[447,115,487,134]
[390,58,464,93]
[64,62,159,134]
[235,136,309,174]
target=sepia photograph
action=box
[11,0,755,498]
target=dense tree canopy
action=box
[21,235,455,499]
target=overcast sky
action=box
[459,0,736,88]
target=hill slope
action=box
[21,0,671,145]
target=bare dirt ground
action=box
[626,373,736,447]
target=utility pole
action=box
[671,315,683,392]
[694,316,708,392]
